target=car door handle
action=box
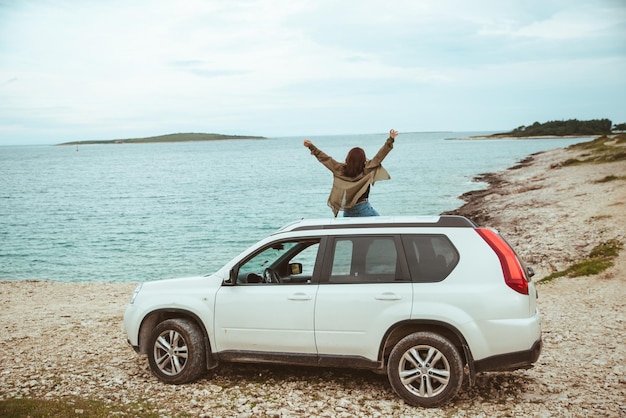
[288,293,312,301]
[375,292,402,301]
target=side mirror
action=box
[224,268,237,286]
[290,263,303,275]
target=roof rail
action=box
[284,215,476,232]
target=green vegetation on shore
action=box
[0,396,168,418]
[58,132,265,146]
[494,118,618,137]
[541,239,623,282]
[559,133,626,166]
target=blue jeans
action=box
[343,201,380,217]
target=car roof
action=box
[276,215,476,233]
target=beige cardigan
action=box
[308,137,394,216]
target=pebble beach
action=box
[1,137,625,417]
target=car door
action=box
[314,235,413,361]
[214,239,320,354]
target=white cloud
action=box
[0,0,625,144]
[478,4,624,40]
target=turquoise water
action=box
[0,132,590,282]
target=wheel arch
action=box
[379,320,476,383]
[138,309,216,370]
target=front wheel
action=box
[147,318,206,384]
[387,332,463,407]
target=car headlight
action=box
[129,283,143,304]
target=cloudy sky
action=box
[1,0,625,145]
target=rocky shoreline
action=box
[446,139,625,280]
[1,140,625,417]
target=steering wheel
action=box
[263,268,281,284]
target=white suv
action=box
[123,216,541,407]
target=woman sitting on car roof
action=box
[303,129,398,217]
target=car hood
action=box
[139,274,223,294]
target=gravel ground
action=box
[1,142,625,417]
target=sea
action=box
[0,132,591,283]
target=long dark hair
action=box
[343,147,366,177]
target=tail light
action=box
[476,228,529,295]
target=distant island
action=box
[492,118,617,137]
[57,132,266,146]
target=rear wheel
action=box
[387,332,463,407]
[147,318,206,384]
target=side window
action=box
[236,239,320,284]
[401,234,459,282]
[365,238,397,275]
[331,240,353,276]
[329,236,403,283]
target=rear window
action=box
[401,234,459,282]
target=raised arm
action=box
[304,139,343,172]
[367,129,398,168]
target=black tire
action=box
[387,332,463,407]
[147,318,206,384]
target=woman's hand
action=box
[303,139,312,148]
[389,129,399,139]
